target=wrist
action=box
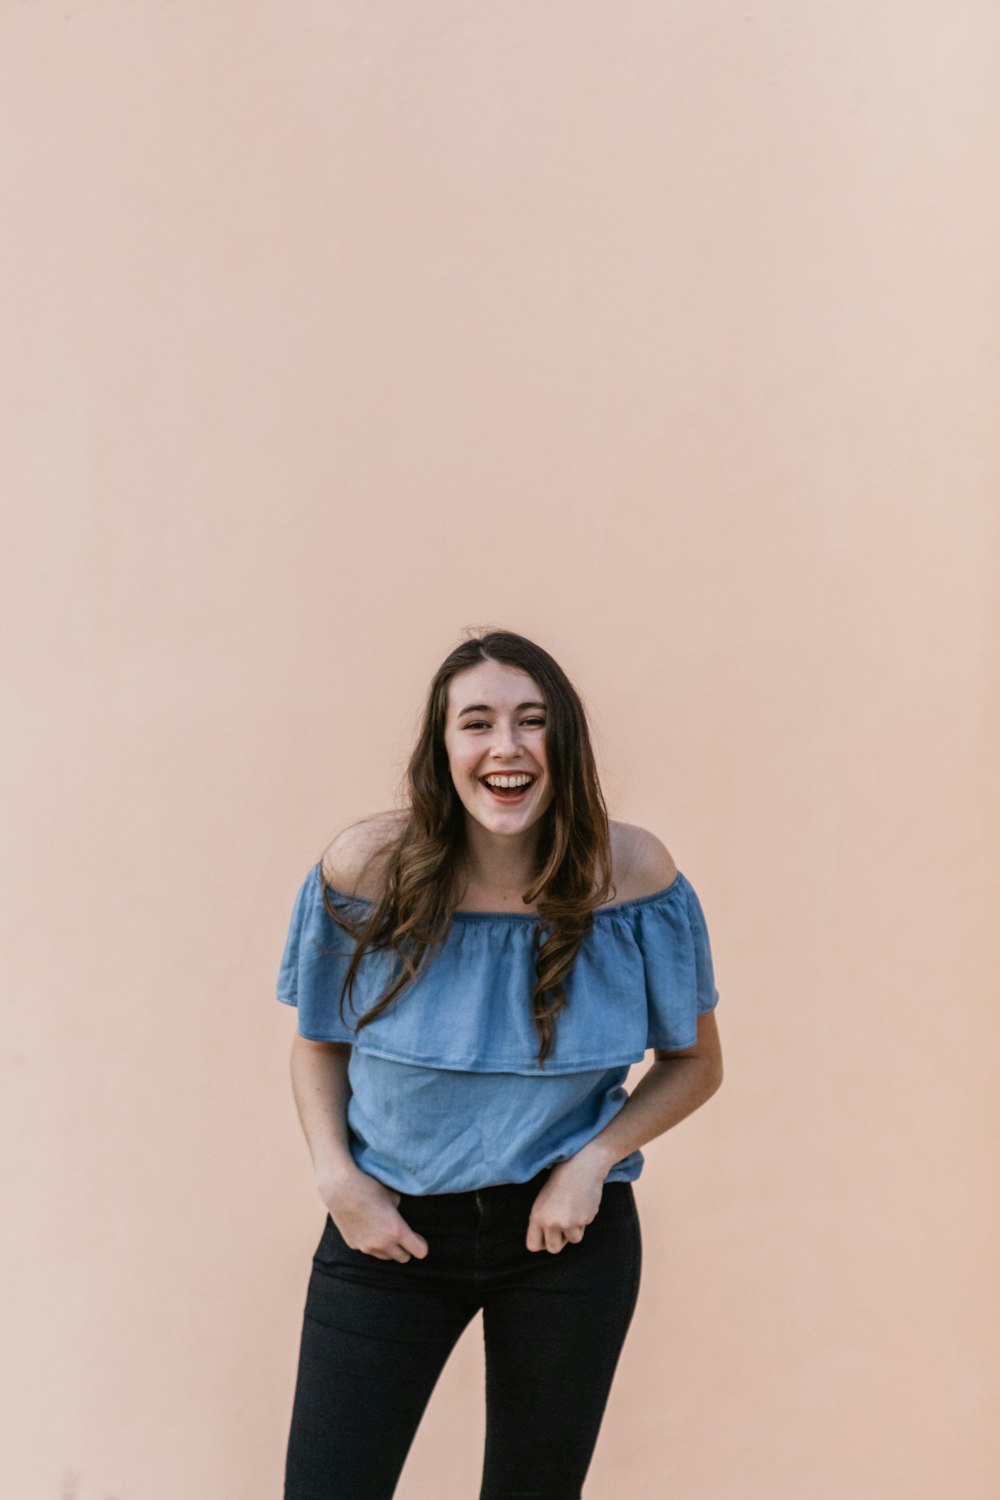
[315,1156,361,1196]
[576,1135,618,1175]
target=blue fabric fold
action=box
[276,862,720,1075]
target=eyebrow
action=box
[456,701,548,717]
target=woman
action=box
[276,628,724,1500]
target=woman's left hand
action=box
[526,1149,607,1254]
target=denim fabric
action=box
[343,1051,644,1193]
[284,1168,643,1500]
[276,863,720,1193]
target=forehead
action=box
[446,660,545,714]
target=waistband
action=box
[405,1165,553,1207]
[397,1169,634,1231]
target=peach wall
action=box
[2,3,998,1497]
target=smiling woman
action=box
[276,627,724,1500]
[454,701,546,809]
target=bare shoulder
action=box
[320,810,409,900]
[607,820,679,904]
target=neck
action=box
[459,816,546,895]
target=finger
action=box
[359,1239,407,1261]
[544,1226,566,1254]
[525,1220,545,1253]
[367,1243,408,1262]
[400,1230,429,1260]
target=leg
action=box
[478,1184,642,1500]
[285,1214,479,1500]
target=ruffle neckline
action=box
[322,874,686,922]
[277,863,719,1076]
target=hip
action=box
[309,1168,642,1296]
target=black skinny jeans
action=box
[284,1167,643,1500]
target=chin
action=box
[477,804,549,831]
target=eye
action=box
[462,718,546,730]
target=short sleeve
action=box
[275,864,364,1043]
[632,875,720,1052]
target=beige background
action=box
[2,3,998,1498]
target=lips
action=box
[479,774,537,801]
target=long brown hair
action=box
[319,628,614,1067]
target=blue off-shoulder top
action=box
[276,863,720,1195]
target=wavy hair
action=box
[319,628,614,1067]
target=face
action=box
[443,660,554,834]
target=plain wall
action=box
[1,3,998,1497]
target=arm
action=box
[288,1034,356,1190]
[289,1033,430,1263]
[586,826,724,1168]
[526,1013,724,1254]
[287,816,433,1267]
[526,827,724,1254]
[579,1009,724,1174]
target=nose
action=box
[488,720,522,758]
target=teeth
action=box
[483,774,533,789]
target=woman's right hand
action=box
[318,1165,429,1263]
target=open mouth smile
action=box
[479,773,537,803]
